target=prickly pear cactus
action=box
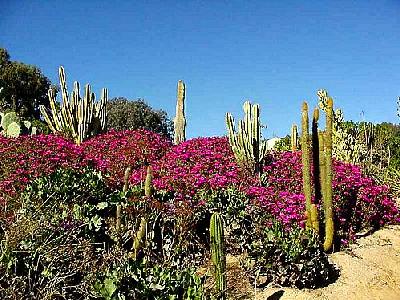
[6,122,21,138]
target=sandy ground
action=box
[224,225,400,300]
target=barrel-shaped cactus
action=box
[210,212,226,299]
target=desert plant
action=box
[301,97,334,251]
[174,80,186,145]
[291,123,298,152]
[301,102,313,230]
[210,212,226,299]
[0,111,37,137]
[39,66,108,144]
[226,101,268,175]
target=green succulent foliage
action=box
[0,111,39,137]
[243,223,339,289]
[93,261,203,300]
[0,168,120,299]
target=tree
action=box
[0,48,52,120]
[107,97,173,139]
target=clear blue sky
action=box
[1,1,399,138]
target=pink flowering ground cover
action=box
[262,151,400,242]
[81,129,172,188]
[0,130,398,245]
[0,134,99,220]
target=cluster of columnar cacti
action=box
[39,66,108,145]
[291,123,298,152]
[226,101,268,175]
[0,111,37,137]
[210,212,226,300]
[302,96,334,252]
[317,90,363,164]
[173,80,186,145]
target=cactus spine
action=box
[39,66,108,145]
[226,101,267,175]
[323,98,334,251]
[301,102,313,229]
[210,212,226,300]
[291,124,298,152]
[174,80,186,145]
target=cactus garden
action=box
[1,2,400,298]
[0,60,399,299]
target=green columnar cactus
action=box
[318,131,327,209]
[226,101,268,175]
[210,212,226,300]
[301,102,312,229]
[323,98,334,252]
[174,80,186,145]
[312,108,322,204]
[131,166,152,259]
[132,217,147,260]
[116,167,132,237]
[39,66,108,145]
[291,123,298,152]
[144,165,153,197]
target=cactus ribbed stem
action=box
[323,98,334,251]
[226,101,267,176]
[291,124,298,152]
[39,66,107,144]
[174,80,186,145]
[301,102,312,229]
[144,165,154,197]
[210,212,226,300]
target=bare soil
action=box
[223,225,400,300]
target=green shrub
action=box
[242,222,339,289]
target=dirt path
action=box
[254,225,400,300]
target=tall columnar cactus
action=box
[39,66,108,145]
[397,96,400,121]
[210,212,226,300]
[116,167,132,237]
[301,102,312,229]
[131,166,152,259]
[226,101,268,175]
[144,165,154,197]
[174,80,186,145]
[323,97,334,252]
[291,124,298,152]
